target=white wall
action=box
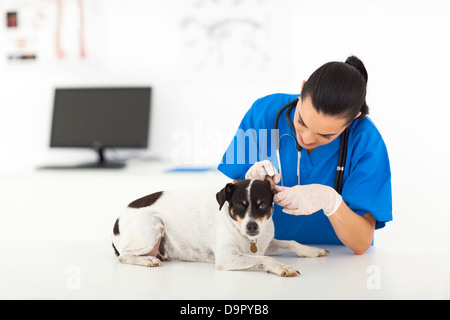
[1,0,448,166]
[1,0,450,247]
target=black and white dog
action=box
[112,179,328,277]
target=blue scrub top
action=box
[217,93,393,245]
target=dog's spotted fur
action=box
[112,179,328,277]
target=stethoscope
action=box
[274,98,349,195]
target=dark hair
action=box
[301,55,369,124]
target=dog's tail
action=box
[112,242,120,256]
[112,218,120,256]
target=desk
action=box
[0,162,449,299]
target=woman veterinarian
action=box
[217,56,392,255]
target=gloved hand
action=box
[245,160,281,185]
[273,184,342,217]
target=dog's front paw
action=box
[279,265,300,277]
[312,247,329,257]
[297,245,329,258]
[264,258,300,277]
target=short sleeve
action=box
[217,94,287,180]
[217,103,259,180]
[342,121,393,229]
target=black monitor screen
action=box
[50,87,151,149]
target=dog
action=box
[112,179,328,277]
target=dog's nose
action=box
[246,221,258,235]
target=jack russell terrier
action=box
[112,179,328,277]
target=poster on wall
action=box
[176,0,293,85]
[0,0,105,65]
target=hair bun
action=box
[345,56,368,84]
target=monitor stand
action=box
[77,147,125,168]
[38,147,126,170]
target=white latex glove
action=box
[245,160,281,184]
[273,184,342,217]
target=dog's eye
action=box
[236,203,246,210]
[258,202,267,209]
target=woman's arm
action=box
[274,184,376,255]
[327,201,376,255]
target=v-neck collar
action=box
[287,108,341,175]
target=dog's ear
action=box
[216,182,235,211]
[264,179,274,196]
[264,175,276,192]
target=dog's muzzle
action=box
[246,221,259,236]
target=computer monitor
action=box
[48,87,151,168]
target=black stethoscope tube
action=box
[334,126,349,195]
[274,99,298,151]
[274,98,349,195]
